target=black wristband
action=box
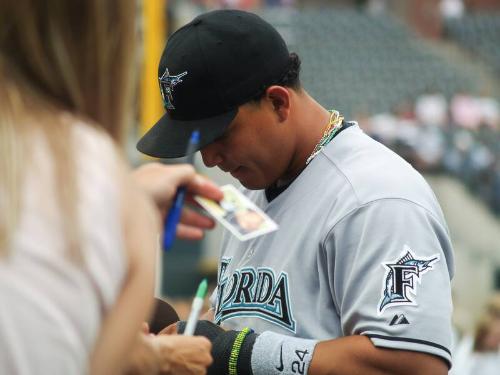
[210,330,238,375]
[210,330,258,375]
[177,320,223,342]
[237,330,257,375]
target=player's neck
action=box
[276,98,331,186]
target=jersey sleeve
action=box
[324,198,454,367]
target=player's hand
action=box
[131,163,223,240]
[201,308,215,321]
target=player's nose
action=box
[200,142,224,168]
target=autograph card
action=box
[195,184,278,241]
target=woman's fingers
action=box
[186,174,223,202]
[181,207,215,229]
[132,163,222,209]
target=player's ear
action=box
[265,86,290,122]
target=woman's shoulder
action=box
[63,113,121,160]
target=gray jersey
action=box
[212,124,454,366]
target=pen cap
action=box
[196,278,208,299]
[190,130,200,145]
[185,130,200,160]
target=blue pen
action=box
[163,130,200,250]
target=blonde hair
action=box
[0,0,137,259]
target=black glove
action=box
[177,320,257,375]
[148,298,179,334]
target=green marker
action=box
[184,278,208,336]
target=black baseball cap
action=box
[137,9,290,158]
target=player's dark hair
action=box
[250,52,301,103]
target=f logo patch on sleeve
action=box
[378,245,439,314]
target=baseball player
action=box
[138,9,454,375]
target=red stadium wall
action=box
[466,0,500,10]
[405,0,442,39]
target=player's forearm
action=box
[174,321,448,375]
[309,335,448,375]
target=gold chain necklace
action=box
[306,110,344,165]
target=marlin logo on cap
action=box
[159,68,188,110]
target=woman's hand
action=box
[153,334,212,375]
[131,162,223,240]
[126,330,212,375]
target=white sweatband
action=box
[250,331,318,375]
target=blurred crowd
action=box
[358,90,500,216]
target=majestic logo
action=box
[214,258,296,332]
[389,314,410,326]
[378,246,439,314]
[158,68,188,110]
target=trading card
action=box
[194,184,278,241]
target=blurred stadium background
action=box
[133,0,500,347]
